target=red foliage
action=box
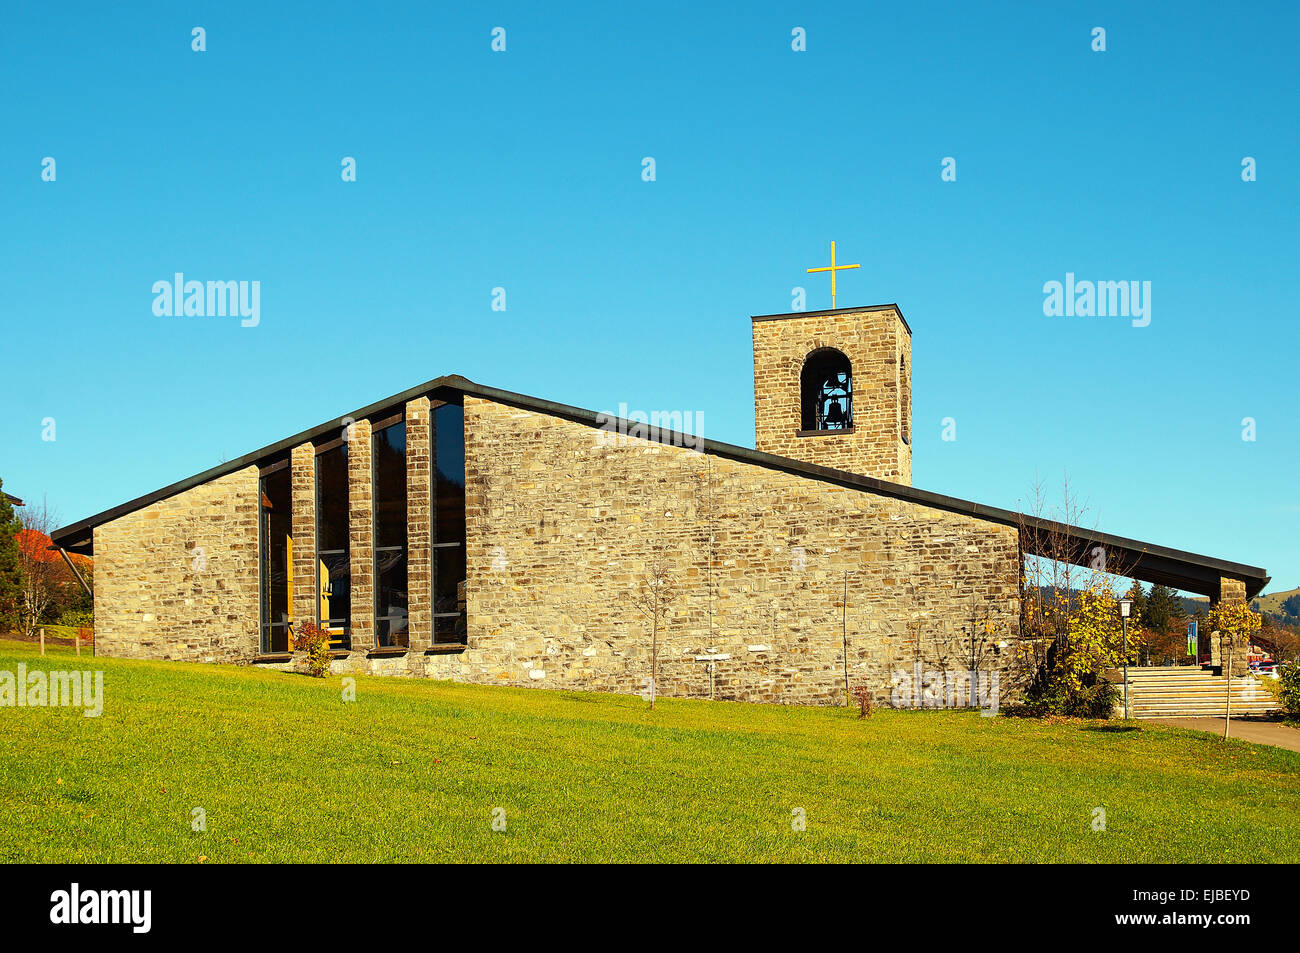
[15,529,93,568]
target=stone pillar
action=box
[1209,576,1248,668]
[348,419,375,653]
[290,443,317,639]
[406,398,432,653]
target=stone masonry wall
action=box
[347,419,374,652]
[93,467,260,662]
[753,306,913,485]
[403,396,1020,705]
[1209,575,1250,672]
[405,397,432,653]
[290,443,317,634]
[90,395,1021,707]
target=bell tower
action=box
[751,304,912,485]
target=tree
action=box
[1015,473,1142,716]
[1125,581,1148,664]
[633,556,678,709]
[1060,582,1142,698]
[0,481,23,632]
[15,496,61,639]
[1138,584,1189,664]
[1257,616,1300,665]
[1205,600,1262,740]
[1145,584,1185,633]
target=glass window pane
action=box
[432,403,466,645]
[373,420,408,648]
[315,443,350,650]
[435,403,465,545]
[260,465,292,653]
[434,546,466,617]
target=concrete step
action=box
[1130,696,1274,704]
[1117,669,1280,717]
[1131,712,1276,718]
[1124,686,1275,697]
[1128,670,1268,681]
[1123,672,1270,683]
[1129,696,1277,706]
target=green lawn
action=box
[1,638,1297,863]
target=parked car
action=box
[1253,660,1280,679]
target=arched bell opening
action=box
[800,348,853,432]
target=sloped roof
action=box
[50,374,1270,598]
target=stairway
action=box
[1117,666,1281,719]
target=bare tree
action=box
[1013,472,1144,717]
[692,455,718,647]
[634,555,678,709]
[1017,475,1138,651]
[16,497,61,639]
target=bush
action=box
[1067,678,1119,719]
[1278,664,1300,719]
[59,610,93,629]
[852,686,873,719]
[1009,657,1118,720]
[292,622,333,678]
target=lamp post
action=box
[1119,597,1133,720]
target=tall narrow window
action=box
[800,348,853,431]
[432,402,467,644]
[315,441,351,650]
[373,418,408,648]
[259,462,292,653]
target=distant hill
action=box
[1252,586,1300,616]
[1178,586,1298,615]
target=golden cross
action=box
[806,241,860,310]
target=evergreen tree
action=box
[1282,593,1300,623]
[1145,584,1185,634]
[1126,580,1147,619]
[1126,581,1149,664]
[0,480,23,632]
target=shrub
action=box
[852,686,873,719]
[1013,582,1137,720]
[292,622,333,678]
[1067,678,1119,719]
[59,610,93,629]
[1278,663,1300,719]
[1012,656,1118,720]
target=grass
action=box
[1,638,1297,863]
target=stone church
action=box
[52,305,1269,704]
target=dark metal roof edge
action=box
[52,374,1271,597]
[50,373,470,548]
[750,303,912,336]
[457,381,1268,591]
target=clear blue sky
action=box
[3,1,1296,591]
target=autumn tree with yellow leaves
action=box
[1013,474,1142,718]
[1205,600,1262,739]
